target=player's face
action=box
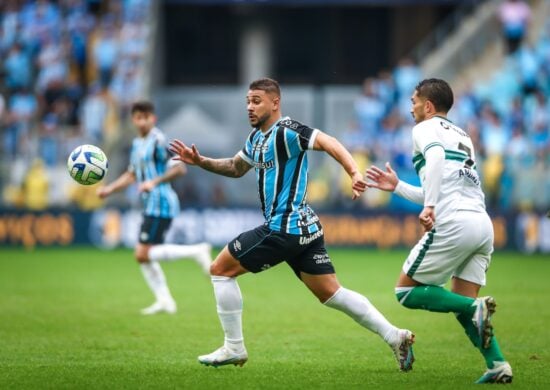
[132,111,156,136]
[246,89,279,129]
[410,91,428,124]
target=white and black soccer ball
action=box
[67,144,108,185]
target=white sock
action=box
[149,244,206,262]
[140,262,174,303]
[211,275,244,353]
[324,287,398,344]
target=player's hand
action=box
[169,139,202,166]
[351,172,367,200]
[419,206,435,232]
[139,180,155,193]
[365,162,399,192]
[96,186,112,199]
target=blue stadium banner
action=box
[1,208,548,253]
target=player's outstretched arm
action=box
[313,131,366,200]
[366,162,424,205]
[139,163,186,193]
[169,139,252,178]
[169,139,202,165]
[365,163,399,192]
[97,171,136,198]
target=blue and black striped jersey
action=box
[129,127,179,218]
[238,117,322,235]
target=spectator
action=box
[0,91,5,120]
[393,57,422,116]
[498,0,531,54]
[92,26,119,88]
[4,43,32,91]
[80,83,107,144]
[4,87,37,158]
[22,158,49,210]
[354,77,386,138]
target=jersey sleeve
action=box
[237,129,257,166]
[154,135,170,163]
[127,141,136,173]
[412,120,444,156]
[279,118,319,157]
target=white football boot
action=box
[472,296,496,349]
[195,243,213,275]
[390,329,415,372]
[475,361,513,384]
[140,300,177,315]
[198,346,248,367]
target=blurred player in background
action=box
[170,78,415,371]
[366,78,512,384]
[97,100,212,315]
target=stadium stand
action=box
[0,0,151,209]
[0,0,548,214]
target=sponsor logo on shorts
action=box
[233,240,241,252]
[140,232,149,241]
[313,253,331,264]
[299,229,323,245]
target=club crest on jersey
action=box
[252,143,269,153]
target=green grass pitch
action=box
[1,247,549,389]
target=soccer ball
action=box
[67,144,108,185]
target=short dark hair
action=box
[131,100,155,115]
[415,78,454,113]
[249,78,281,97]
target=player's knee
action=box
[395,288,408,307]
[210,261,237,277]
[206,262,214,275]
[134,248,150,263]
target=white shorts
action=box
[403,211,494,286]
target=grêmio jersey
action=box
[238,117,323,235]
[412,116,487,223]
[129,127,179,218]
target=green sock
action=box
[456,312,505,368]
[397,285,475,314]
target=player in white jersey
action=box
[97,101,212,315]
[365,79,512,384]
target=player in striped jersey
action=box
[97,100,212,315]
[170,78,415,370]
[366,79,512,384]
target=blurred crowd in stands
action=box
[0,0,151,209]
[0,0,547,214]
[343,1,548,213]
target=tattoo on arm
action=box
[200,155,251,178]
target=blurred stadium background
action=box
[0,0,549,253]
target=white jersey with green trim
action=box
[411,116,486,222]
